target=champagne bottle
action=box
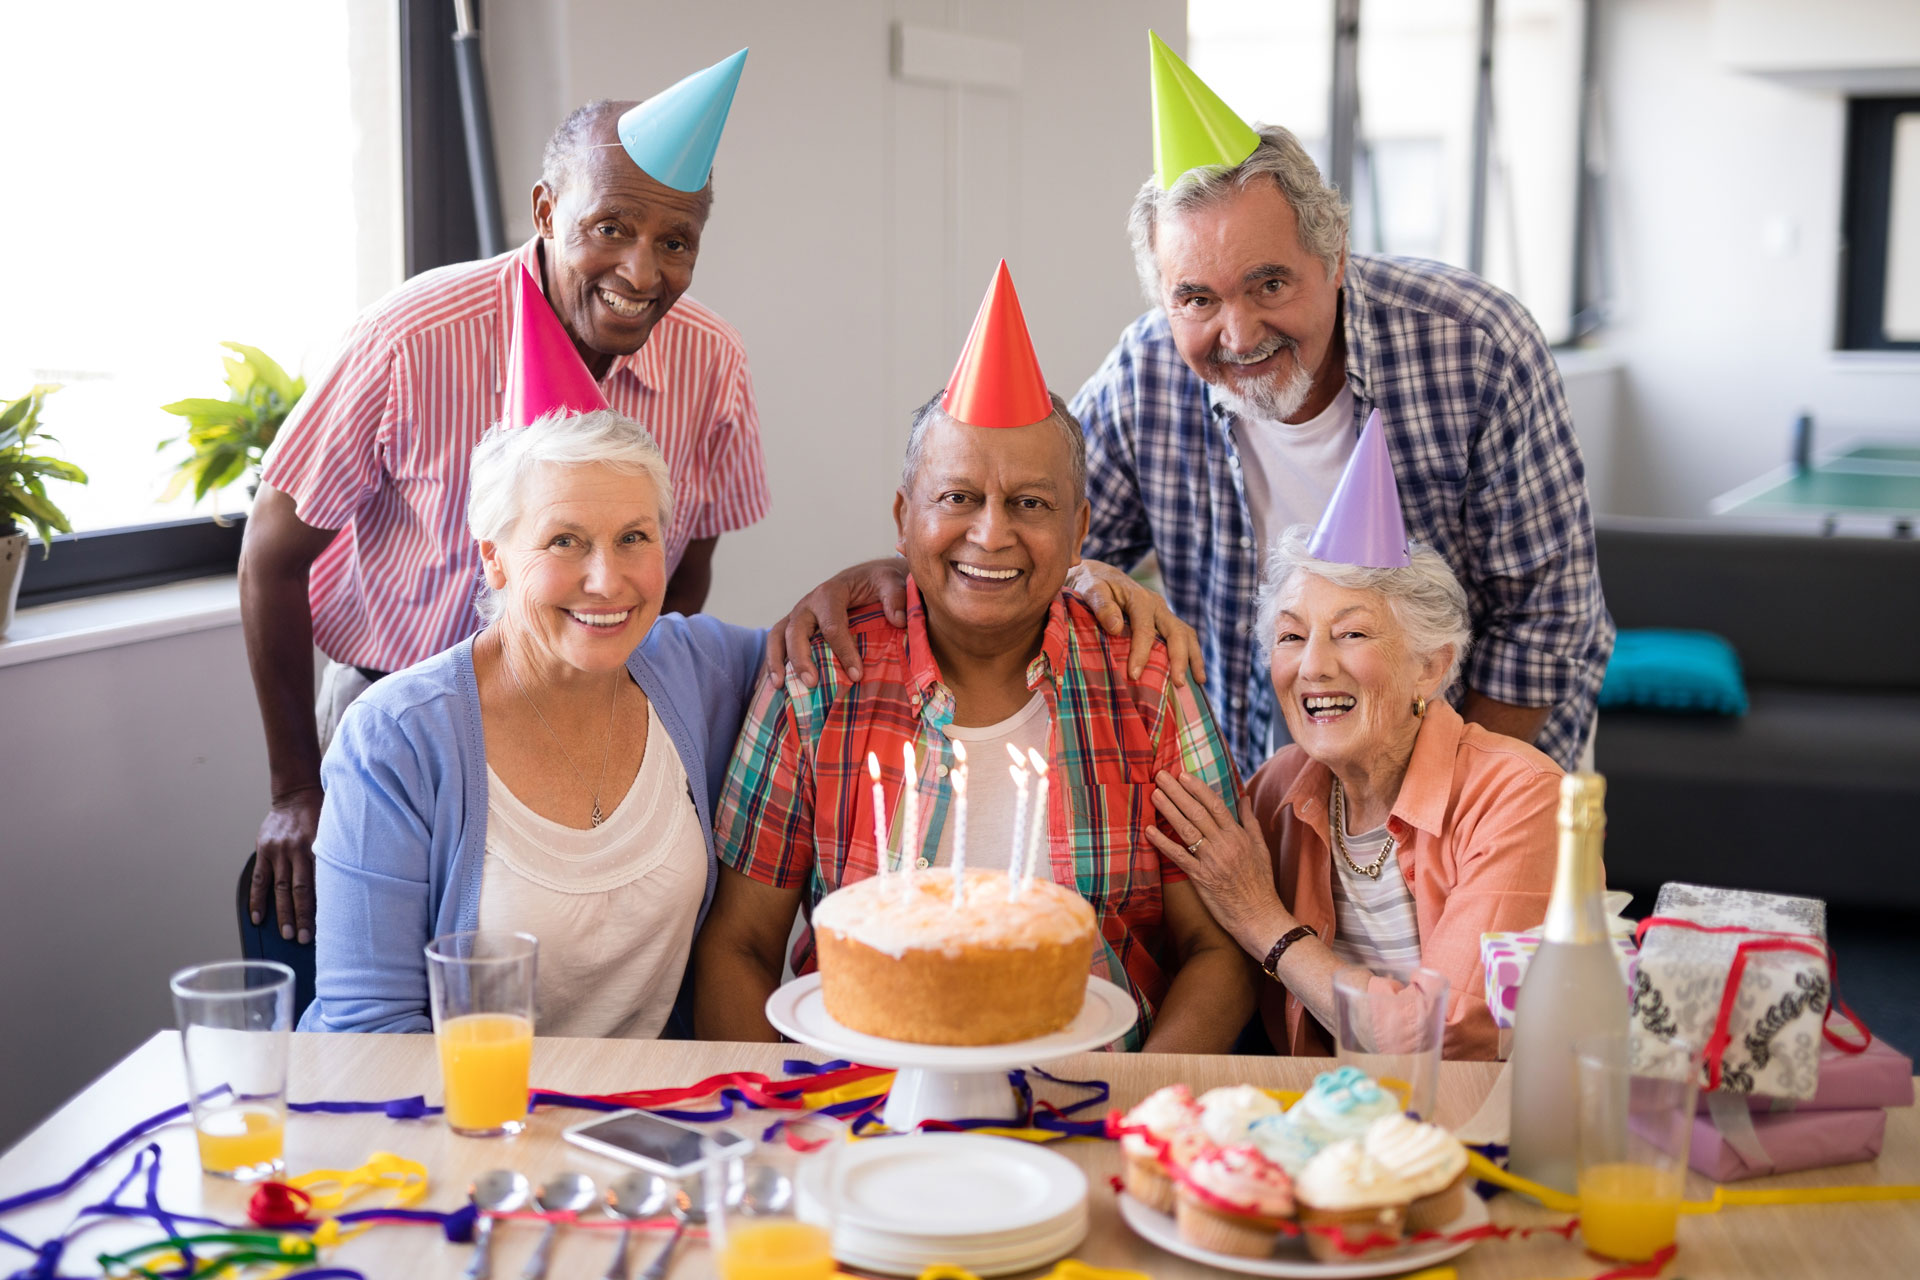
[1506,772,1626,1195]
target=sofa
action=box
[1592,518,1920,910]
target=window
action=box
[0,2,399,572]
[1188,0,1588,344]
[1840,96,1920,352]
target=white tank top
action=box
[476,729,706,1039]
[933,693,1054,883]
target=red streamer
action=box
[247,1182,314,1228]
[564,1063,891,1115]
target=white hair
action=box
[1255,525,1471,695]
[467,408,674,623]
[1127,125,1351,306]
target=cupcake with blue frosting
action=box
[1285,1066,1402,1148]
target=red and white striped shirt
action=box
[261,239,770,672]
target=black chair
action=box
[237,851,317,1024]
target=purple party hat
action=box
[1308,409,1411,568]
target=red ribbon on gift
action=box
[1634,916,1871,1091]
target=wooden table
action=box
[2,1033,1916,1278]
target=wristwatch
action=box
[1261,925,1318,981]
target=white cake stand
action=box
[764,974,1137,1133]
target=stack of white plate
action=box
[794,1132,1088,1277]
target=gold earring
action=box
[1413,696,1428,719]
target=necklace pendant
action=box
[590,802,605,828]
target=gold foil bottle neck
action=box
[1543,772,1610,945]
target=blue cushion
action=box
[1599,629,1749,716]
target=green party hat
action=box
[1148,30,1260,190]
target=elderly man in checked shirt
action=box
[240,99,769,948]
[771,127,1613,784]
[694,391,1256,1052]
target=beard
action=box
[1207,334,1316,422]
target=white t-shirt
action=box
[1328,820,1423,973]
[476,729,706,1039]
[933,693,1054,884]
[1233,382,1358,568]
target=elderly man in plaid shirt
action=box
[694,383,1256,1052]
[774,125,1610,780]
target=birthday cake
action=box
[811,868,1097,1045]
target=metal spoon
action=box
[463,1169,531,1280]
[638,1173,713,1280]
[737,1165,793,1217]
[600,1172,669,1280]
[520,1171,598,1280]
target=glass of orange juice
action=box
[426,931,537,1137]
[1575,1034,1701,1262]
[704,1138,835,1280]
[170,960,295,1181]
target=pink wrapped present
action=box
[1696,1037,1913,1114]
[1480,928,1638,1031]
[1690,1101,1887,1181]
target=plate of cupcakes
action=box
[1112,1068,1488,1277]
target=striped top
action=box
[713,580,1239,1049]
[1328,822,1423,972]
[260,239,770,671]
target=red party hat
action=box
[941,261,1052,429]
[503,263,609,429]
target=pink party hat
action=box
[1308,409,1411,568]
[503,263,609,429]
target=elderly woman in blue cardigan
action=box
[302,409,763,1035]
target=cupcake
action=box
[1196,1084,1284,1147]
[1285,1066,1402,1148]
[1247,1111,1322,1176]
[1293,1138,1415,1262]
[1363,1114,1469,1232]
[1118,1084,1203,1213]
[1174,1144,1294,1258]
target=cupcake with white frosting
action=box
[1363,1114,1469,1231]
[1174,1144,1295,1257]
[1196,1084,1284,1147]
[1117,1084,1203,1213]
[1247,1111,1322,1176]
[1293,1138,1416,1262]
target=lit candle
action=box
[1021,747,1050,894]
[1005,743,1030,895]
[867,751,889,878]
[949,741,969,909]
[901,741,920,878]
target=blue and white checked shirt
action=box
[1070,254,1613,775]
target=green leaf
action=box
[158,468,193,504]
[0,396,28,436]
[223,342,296,404]
[160,397,252,425]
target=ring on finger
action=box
[1185,836,1204,854]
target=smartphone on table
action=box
[562,1109,755,1177]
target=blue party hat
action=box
[1307,409,1412,568]
[617,48,748,193]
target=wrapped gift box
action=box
[1631,882,1830,1100]
[1690,1104,1887,1181]
[1697,1037,1913,1114]
[1480,928,1639,1031]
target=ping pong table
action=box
[1712,441,1920,535]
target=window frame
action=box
[1838,95,1920,352]
[15,0,477,607]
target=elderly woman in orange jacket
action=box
[1149,525,1563,1060]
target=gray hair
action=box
[900,389,1088,505]
[541,99,715,214]
[1255,525,1471,695]
[467,408,675,624]
[1127,126,1351,306]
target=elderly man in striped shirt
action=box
[239,61,767,948]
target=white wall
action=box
[483,0,1182,627]
[1591,0,1920,517]
[0,625,267,1147]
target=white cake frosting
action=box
[812,868,1095,958]
[1295,1138,1417,1211]
[1197,1084,1284,1146]
[1362,1114,1467,1196]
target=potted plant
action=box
[0,384,88,638]
[159,342,306,513]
